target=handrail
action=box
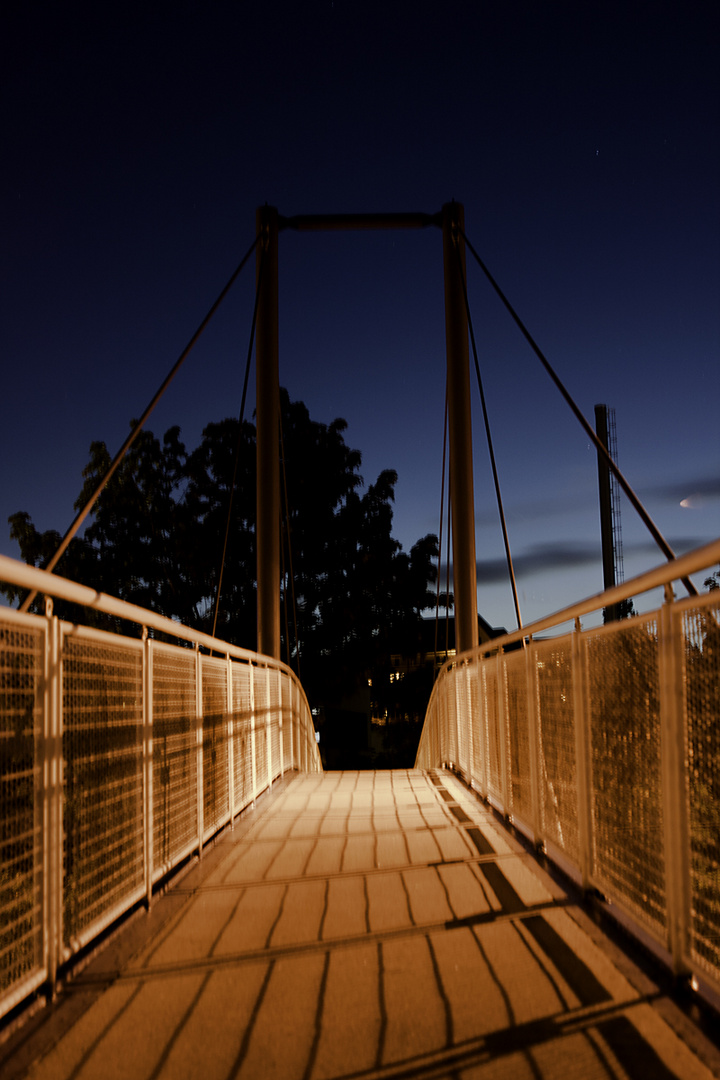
[1,553,268,665]
[468,536,720,658]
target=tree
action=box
[3,394,438,723]
[703,567,720,592]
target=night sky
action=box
[2,1,718,634]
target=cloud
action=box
[474,493,595,529]
[438,535,712,586]
[471,474,720,532]
[478,541,599,583]
[641,475,720,504]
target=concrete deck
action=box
[3,770,719,1079]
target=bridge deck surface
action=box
[4,769,719,1080]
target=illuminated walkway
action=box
[4,771,719,1080]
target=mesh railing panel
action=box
[435,676,447,766]
[62,632,144,945]
[269,668,281,777]
[152,645,197,873]
[446,666,458,766]
[202,656,229,837]
[231,664,254,812]
[281,677,293,771]
[482,662,503,804]
[682,599,720,976]
[534,636,578,863]
[467,660,482,792]
[456,664,469,775]
[504,649,531,826]
[585,618,666,935]
[253,667,268,791]
[0,618,44,996]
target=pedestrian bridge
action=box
[1,541,719,1078]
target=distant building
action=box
[389,613,507,684]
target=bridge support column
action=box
[256,205,281,660]
[442,202,478,655]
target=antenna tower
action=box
[594,403,630,621]
[606,407,625,587]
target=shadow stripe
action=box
[523,915,611,1007]
[596,1016,682,1080]
[480,862,525,912]
[467,826,495,856]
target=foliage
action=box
[3,393,438,718]
[703,566,720,592]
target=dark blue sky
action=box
[2,1,718,631]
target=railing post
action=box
[659,586,691,975]
[266,667,272,789]
[478,661,489,798]
[497,650,510,816]
[467,659,475,787]
[227,654,234,826]
[288,677,294,772]
[454,663,461,771]
[195,644,204,854]
[44,601,62,996]
[525,637,542,845]
[278,671,284,777]
[143,630,154,906]
[250,664,257,805]
[303,695,309,772]
[572,618,593,890]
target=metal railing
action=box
[0,555,321,1021]
[417,538,720,1001]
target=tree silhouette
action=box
[4,392,438,725]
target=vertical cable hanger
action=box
[211,241,266,640]
[459,226,696,598]
[452,227,523,630]
[21,235,261,614]
[279,410,301,678]
[434,383,449,678]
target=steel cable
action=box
[211,241,266,640]
[459,226,696,597]
[21,234,261,613]
[452,229,523,629]
[434,385,449,676]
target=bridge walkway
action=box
[3,770,718,1080]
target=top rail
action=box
[470,536,720,657]
[0,553,264,664]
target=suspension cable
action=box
[434,383,449,676]
[279,410,301,678]
[21,235,262,614]
[211,241,265,640]
[459,227,697,598]
[280,501,291,668]
[453,234,523,629]
[445,459,452,663]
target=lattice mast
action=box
[606,407,625,586]
[594,404,625,621]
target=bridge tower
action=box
[254,202,480,661]
[442,202,479,655]
[255,205,281,659]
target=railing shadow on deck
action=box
[416,537,720,1011]
[0,553,321,1022]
